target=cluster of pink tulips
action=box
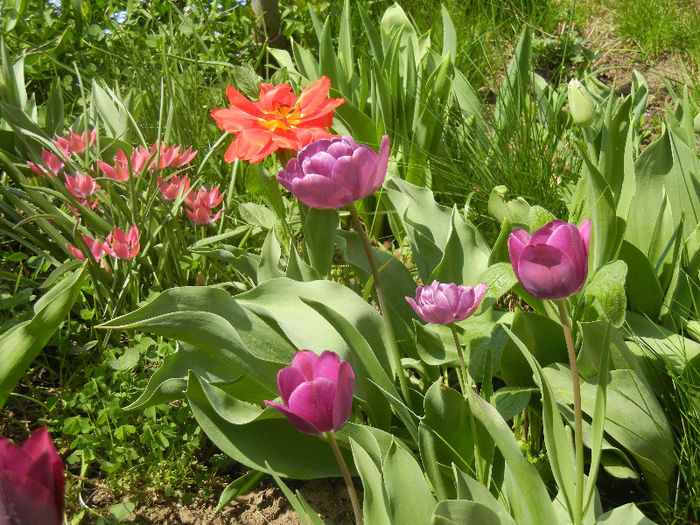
[66,224,140,263]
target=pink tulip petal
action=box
[264,400,322,435]
[332,361,354,431]
[285,378,336,433]
[290,350,319,381]
[517,244,580,300]
[276,366,307,405]
[313,351,342,382]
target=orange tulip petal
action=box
[211,107,259,133]
[226,85,263,117]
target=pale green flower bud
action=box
[568,79,596,128]
[694,112,700,132]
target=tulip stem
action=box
[556,300,584,525]
[348,203,413,410]
[450,322,485,483]
[449,322,471,390]
[327,432,364,525]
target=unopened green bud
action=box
[694,112,700,132]
[568,79,596,128]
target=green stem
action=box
[450,322,484,483]
[348,203,412,410]
[556,300,584,525]
[327,433,364,525]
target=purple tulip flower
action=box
[508,219,591,300]
[265,350,355,436]
[0,427,65,525]
[405,281,488,325]
[276,135,390,210]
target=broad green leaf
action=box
[186,372,341,479]
[269,468,325,525]
[499,309,567,387]
[349,438,392,525]
[451,465,517,525]
[595,503,655,524]
[582,260,628,327]
[300,205,338,277]
[238,202,277,229]
[618,241,663,320]
[382,439,436,525]
[432,500,505,525]
[543,365,674,501]
[215,469,266,514]
[440,6,456,63]
[0,267,85,408]
[465,388,557,525]
[257,228,284,283]
[418,381,475,500]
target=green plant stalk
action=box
[450,322,485,483]
[348,203,412,410]
[556,300,584,525]
[327,432,363,525]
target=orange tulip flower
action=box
[211,76,345,164]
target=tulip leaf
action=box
[499,309,567,387]
[349,437,392,525]
[543,364,674,501]
[383,439,437,525]
[432,500,505,525]
[464,387,557,525]
[582,260,628,327]
[0,266,86,408]
[595,503,655,524]
[418,381,475,500]
[618,241,663,320]
[501,326,576,522]
[215,469,266,514]
[300,205,338,278]
[257,228,285,283]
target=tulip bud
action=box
[264,350,354,436]
[0,427,65,525]
[568,79,596,128]
[406,281,487,325]
[694,112,700,133]
[508,219,591,300]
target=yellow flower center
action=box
[258,104,301,131]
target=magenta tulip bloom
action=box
[27,150,63,178]
[265,350,354,436]
[0,427,65,525]
[185,185,224,226]
[508,219,591,300]
[406,281,488,325]
[276,135,390,210]
[65,172,100,199]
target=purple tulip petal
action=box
[302,151,336,176]
[544,222,587,286]
[314,351,342,381]
[419,302,455,324]
[0,470,61,525]
[277,366,307,404]
[405,296,423,317]
[455,286,476,321]
[332,361,355,430]
[286,378,337,434]
[290,172,356,209]
[298,138,334,158]
[367,135,390,194]
[326,140,355,159]
[518,244,580,299]
[508,228,531,281]
[578,219,591,257]
[290,350,319,380]
[349,146,377,197]
[530,220,567,245]
[264,400,322,435]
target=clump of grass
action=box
[612,0,700,63]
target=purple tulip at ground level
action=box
[508,219,591,300]
[406,281,488,325]
[0,427,65,525]
[276,135,390,210]
[265,350,355,436]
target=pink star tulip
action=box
[27,150,63,178]
[66,233,110,262]
[0,427,65,525]
[157,174,191,201]
[106,224,140,260]
[277,135,390,210]
[55,129,96,155]
[149,143,197,169]
[406,281,488,325]
[264,350,355,436]
[64,172,100,199]
[185,185,224,226]
[508,219,591,300]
